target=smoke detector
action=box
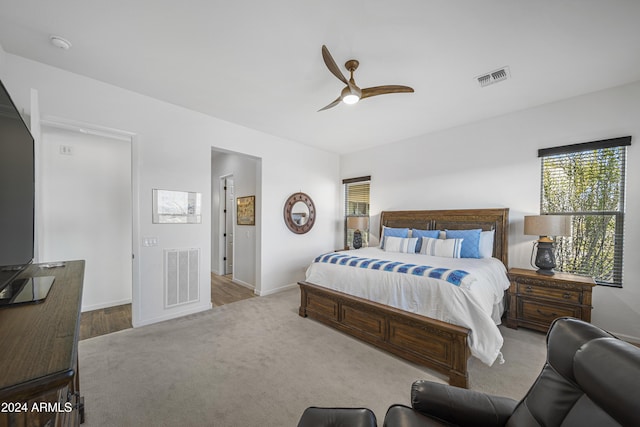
[49,35,72,50]
[476,66,510,87]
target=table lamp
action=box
[347,216,369,249]
[524,215,571,275]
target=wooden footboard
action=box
[298,281,471,388]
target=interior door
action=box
[224,177,234,275]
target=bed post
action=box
[299,284,308,317]
[449,334,471,388]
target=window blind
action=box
[539,136,630,286]
[343,176,370,248]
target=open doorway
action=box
[211,148,260,301]
[38,119,137,339]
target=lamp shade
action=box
[346,216,369,231]
[524,215,571,237]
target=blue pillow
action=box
[380,226,409,249]
[445,229,482,258]
[411,229,440,252]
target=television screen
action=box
[0,80,35,292]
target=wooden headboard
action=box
[379,208,510,267]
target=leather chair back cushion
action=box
[506,364,583,426]
[508,333,640,427]
[573,338,640,427]
[545,317,614,382]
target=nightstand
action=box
[506,268,596,332]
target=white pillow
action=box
[384,236,418,254]
[379,226,410,249]
[479,230,495,258]
[419,237,463,258]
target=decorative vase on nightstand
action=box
[353,230,362,249]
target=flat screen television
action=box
[0,79,35,298]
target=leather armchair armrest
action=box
[411,381,517,427]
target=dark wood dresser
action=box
[506,267,595,332]
[0,261,85,427]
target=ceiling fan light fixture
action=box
[340,85,360,105]
[342,93,360,105]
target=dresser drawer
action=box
[517,283,581,303]
[518,298,581,325]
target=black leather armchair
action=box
[384,317,640,427]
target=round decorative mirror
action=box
[284,192,316,234]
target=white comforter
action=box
[305,247,510,365]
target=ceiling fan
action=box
[318,45,414,112]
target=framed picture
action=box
[237,195,255,226]
[152,189,202,224]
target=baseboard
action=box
[614,331,640,346]
[82,298,132,312]
[256,282,297,296]
[231,278,255,292]
[132,302,212,328]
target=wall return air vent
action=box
[476,66,510,87]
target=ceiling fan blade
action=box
[361,85,414,99]
[318,96,342,112]
[321,45,349,86]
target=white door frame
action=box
[37,116,140,322]
[219,174,234,277]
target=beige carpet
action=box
[79,288,547,427]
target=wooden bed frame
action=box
[298,208,509,388]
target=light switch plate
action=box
[142,236,159,247]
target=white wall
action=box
[258,139,343,295]
[341,81,640,341]
[211,149,259,288]
[40,127,132,311]
[2,53,340,326]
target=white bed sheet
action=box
[304,247,511,366]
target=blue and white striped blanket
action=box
[313,252,471,287]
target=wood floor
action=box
[80,303,132,340]
[211,273,255,307]
[79,273,254,340]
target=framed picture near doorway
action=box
[237,195,255,226]
[152,189,202,224]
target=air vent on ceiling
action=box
[476,66,510,87]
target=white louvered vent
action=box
[165,248,200,308]
[476,66,510,87]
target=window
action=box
[343,176,370,249]
[539,136,631,286]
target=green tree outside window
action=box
[540,138,629,286]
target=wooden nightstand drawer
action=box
[507,268,595,332]
[519,299,581,325]
[517,283,581,303]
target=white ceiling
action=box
[1,0,639,154]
